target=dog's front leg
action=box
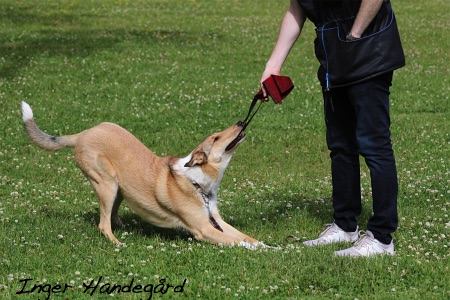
[212,214,259,244]
[206,199,258,244]
[186,218,245,246]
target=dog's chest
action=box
[192,183,222,232]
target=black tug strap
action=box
[242,75,294,131]
[242,97,263,131]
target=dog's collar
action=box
[192,182,223,232]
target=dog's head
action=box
[184,120,246,169]
[170,120,246,194]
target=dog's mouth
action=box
[225,131,246,152]
[225,121,246,152]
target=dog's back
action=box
[73,121,167,190]
[22,101,166,195]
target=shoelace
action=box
[319,223,339,238]
[354,231,376,250]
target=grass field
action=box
[1,0,449,299]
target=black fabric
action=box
[297,0,405,89]
[324,71,398,244]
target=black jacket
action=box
[297,0,405,89]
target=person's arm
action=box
[349,0,384,38]
[260,0,306,98]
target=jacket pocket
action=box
[314,3,405,89]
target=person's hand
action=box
[260,68,280,101]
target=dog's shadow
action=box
[82,211,193,242]
[78,193,373,245]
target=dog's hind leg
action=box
[90,178,122,245]
[111,191,125,228]
[80,154,122,245]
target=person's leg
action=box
[303,87,363,247]
[325,87,361,233]
[348,71,398,245]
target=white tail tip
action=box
[21,101,33,122]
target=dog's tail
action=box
[22,101,79,151]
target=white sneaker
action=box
[334,230,395,257]
[303,223,359,247]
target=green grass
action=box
[1,0,449,299]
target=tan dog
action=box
[22,101,261,248]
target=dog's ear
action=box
[184,151,207,167]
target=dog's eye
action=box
[213,136,219,142]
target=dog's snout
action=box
[236,120,245,128]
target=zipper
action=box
[321,24,331,92]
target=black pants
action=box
[324,71,398,244]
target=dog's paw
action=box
[115,242,128,248]
[112,218,126,228]
[237,241,269,250]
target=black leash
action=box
[240,75,294,131]
[242,97,264,131]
